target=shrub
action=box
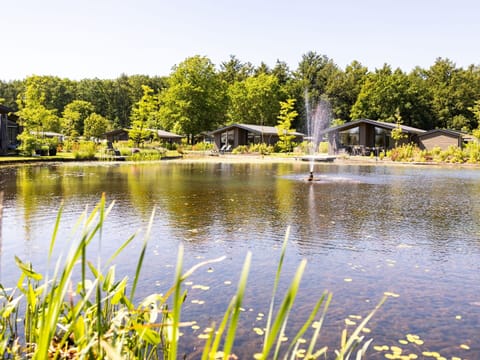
[465,142,480,163]
[191,142,215,151]
[318,141,329,153]
[249,143,273,155]
[232,145,249,154]
[73,141,97,160]
[16,132,38,156]
[127,148,165,161]
[389,143,420,162]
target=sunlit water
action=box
[1,161,479,358]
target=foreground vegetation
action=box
[0,195,387,359]
[386,142,480,164]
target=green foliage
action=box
[387,143,480,164]
[158,56,227,142]
[16,78,61,134]
[84,113,110,139]
[3,55,480,143]
[318,141,329,153]
[191,142,215,151]
[130,85,161,142]
[390,123,407,146]
[227,73,283,126]
[231,145,249,154]
[127,148,166,161]
[276,98,298,152]
[73,141,97,160]
[388,143,422,162]
[249,143,274,155]
[62,100,95,137]
[16,131,38,155]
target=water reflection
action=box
[0,162,480,358]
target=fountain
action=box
[302,94,335,180]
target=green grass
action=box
[0,196,386,359]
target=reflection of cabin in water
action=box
[211,123,304,150]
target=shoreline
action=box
[1,152,480,169]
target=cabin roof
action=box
[320,119,426,135]
[211,123,304,136]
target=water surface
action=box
[1,161,479,358]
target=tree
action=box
[227,73,283,126]
[84,113,110,139]
[158,56,227,143]
[62,100,95,137]
[424,58,480,130]
[325,60,368,122]
[350,64,433,128]
[390,110,407,147]
[129,85,159,146]
[219,55,254,85]
[16,79,60,141]
[295,52,339,104]
[276,98,298,152]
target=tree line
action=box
[1,52,480,144]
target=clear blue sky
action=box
[2,0,479,80]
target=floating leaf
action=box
[344,319,356,326]
[343,278,353,282]
[384,291,400,298]
[253,327,264,335]
[192,285,210,290]
[460,344,470,350]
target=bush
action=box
[127,148,165,161]
[17,132,38,156]
[249,143,273,155]
[73,141,97,160]
[465,142,480,163]
[388,143,420,162]
[192,142,215,151]
[232,145,249,154]
[318,141,329,153]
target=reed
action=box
[0,196,385,359]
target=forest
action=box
[1,51,480,143]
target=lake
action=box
[1,160,479,359]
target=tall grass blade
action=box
[222,251,251,359]
[168,244,184,360]
[48,201,64,262]
[130,207,155,302]
[262,259,307,359]
[305,291,332,358]
[335,295,387,360]
[264,226,290,353]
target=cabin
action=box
[211,123,304,151]
[319,119,426,155]
[0,105,20,154]
[102,128,183,144]
[418,129,474,151]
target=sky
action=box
[2,0,480,81]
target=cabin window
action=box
[339,127,359,145]
[375,128,390,148]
